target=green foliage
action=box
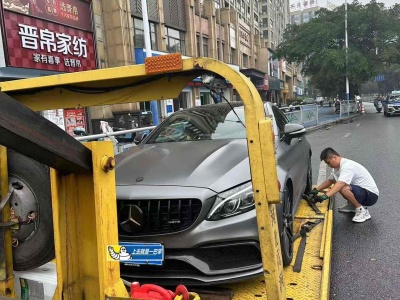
[275,0,400,98]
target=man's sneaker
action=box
[338,203,356,213]
[364,207,371,220]
[352,207,369,223]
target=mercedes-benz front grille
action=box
[118,199,202,235]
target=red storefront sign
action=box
[64,108,86,136]
[3,0,92,31]
[3,10,96,71]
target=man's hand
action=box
[311,188,319,195]
[314,193,329,203]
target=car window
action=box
[146,105,247,143]
[271,105,288,138]
[388,96,400,102]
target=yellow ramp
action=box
[224,197,333,300]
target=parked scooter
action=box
[374,99,382,113]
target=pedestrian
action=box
[311,148,379,223]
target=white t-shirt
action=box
[328,158,379,196]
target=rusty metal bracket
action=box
[0,181,22,212]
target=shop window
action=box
[140,101,151,112]
[200,92,212,105]
[165,27,186,55]
[133,18,157,50]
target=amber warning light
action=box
[145,53,183,75]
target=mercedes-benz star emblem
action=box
[136,177,144,182]
[119,205,144,233]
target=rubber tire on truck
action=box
[7,150,55,271]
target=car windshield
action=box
[146,103,247,143]
[388,96,400,102]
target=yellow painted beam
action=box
[5,75,196,112]
[0,146,16,298]
[51,141,128,299]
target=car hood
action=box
[115,139,251,192]
[388,101,400,105]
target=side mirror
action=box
[284,123,306,139]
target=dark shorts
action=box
[350,184,378,206]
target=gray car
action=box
[115,101,312,285]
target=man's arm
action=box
[316,179,335,192]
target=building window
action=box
[262,6,267,14]
[243,53,248,68]
[196,35,201,56]
[216,42,225,61]
[263,30,268,38]
[263,18,268,27]
[215,0,220,9]
[230,48,236,64]
[133,18,157,50]
[165,27,186,55]
[203,37,208,57]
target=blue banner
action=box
[107,242,164,265]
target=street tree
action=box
[275,0,400,99]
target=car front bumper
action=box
[117,185,284,285]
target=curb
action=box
[306,114,362,134]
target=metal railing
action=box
[74,126,156,141]
[281,102,358,126]
[75,126,156,155]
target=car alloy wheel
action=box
[281,186,294,266]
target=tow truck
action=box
[0,54,333,299]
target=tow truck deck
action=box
[226,196,333,300]
[0,55,334,300]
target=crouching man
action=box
[312,147,379,223]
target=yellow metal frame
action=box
[0,146,16,298]
[0,56,332,299]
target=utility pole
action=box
[141,0,159,125]
[345,0,349,101]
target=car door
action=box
[271,105,309,203]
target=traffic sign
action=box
[375,75,385,82]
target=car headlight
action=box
[388,104,394,108]
[206,182,254,221]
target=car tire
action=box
[304,158,312,194]
[280,186,294,266]
[7,150,55,271]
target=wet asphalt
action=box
[306,102,400,300]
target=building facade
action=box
[0,0,300,134]
[89,0,274,131]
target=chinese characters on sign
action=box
[18,24,88,68]
[131,248,163,255]
[2,0,92,31]
[59,1,79,21]
[3,10,96,71]
[290,0,318,11]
